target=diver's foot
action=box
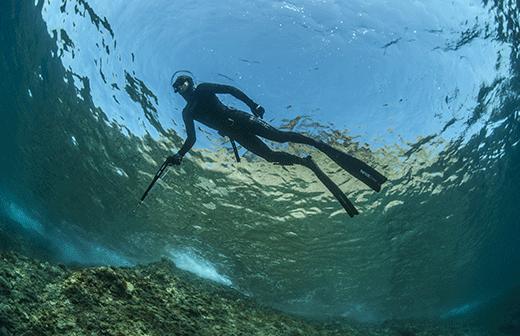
[303,155,316,167]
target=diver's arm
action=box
[198,83,265,118]
[173,108,196,162]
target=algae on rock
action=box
[0,252,502,336]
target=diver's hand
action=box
[166,153,183,166]
[252,104,265,119]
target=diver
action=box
[167,74,387,216]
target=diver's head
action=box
[172,75,194,94]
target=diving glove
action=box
[252,104,265,119]
[166,153,183,165]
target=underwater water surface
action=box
[1,0,519,323]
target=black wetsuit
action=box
[178,83,319,166]
[175,82,387,216]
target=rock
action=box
[0,251,496,336]
[0,326,10,336]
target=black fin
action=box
[321,145,387,192]
[305,157,359,217]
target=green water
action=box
[0,0,519,323]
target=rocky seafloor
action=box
[0,252,515,336]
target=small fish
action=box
[381,37,401,49]
[239,58,261,64]
[217,73,235,82]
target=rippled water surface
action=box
[1,0,519,321]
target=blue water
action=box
[1,0,519,324]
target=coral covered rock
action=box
[0,252,501,336]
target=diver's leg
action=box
[234,134,359,216]
[249,121,387,192]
